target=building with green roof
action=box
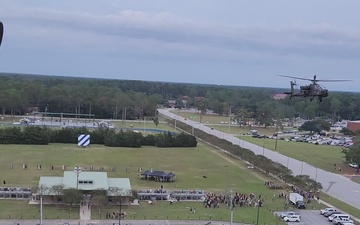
[38,171,132,204]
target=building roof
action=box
[63,171,109,190]
[39,171,131,196]
[108,178,132,196]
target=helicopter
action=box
[278,75,350,102]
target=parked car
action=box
[283,215,301,222]
[333,217,353,225]
[329,214,350,222]
[349,163,359,168]
[320,207,337,215]
[324,211,342,217]
[280,211,299,219]
[339,222,355,225]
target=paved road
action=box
[158,109,360,210]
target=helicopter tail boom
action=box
[284,81,295,96]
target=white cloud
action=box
[3,5,360,63]
[0,1,360,91]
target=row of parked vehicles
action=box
[279,207,355,224]
[320,207,354,225]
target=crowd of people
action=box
[264,181,283,189]
[203,192,263,209]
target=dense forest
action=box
[1,73,360,123]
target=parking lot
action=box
[275,210,336,225]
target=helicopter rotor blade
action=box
[316,79,352,82]
[0,21,3,48]
[277,75,351,82]
[277,75,313,81]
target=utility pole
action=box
[262,142,265,156]
[38,185,47,225]
[225,166,233,225]
[124,107,127,127]
[119,198,122,225]
[74,166,82,190]
[40,194,43,225]
[228,188,234,225]
[301,161,304,175]
[275,118,279,150]
[256,203,260,225]
[228,106,232,133]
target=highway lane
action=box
[158,109,360,210]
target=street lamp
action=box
[301,161,304,175]
[256,204,261,225]
[74,166,82,189]
[262,142,265,156]
[275,118,279,150]
[224,166,233,225]
[224,166,228,189]
[38,185,47,225]
[119,197,122,225]
[287,156,289,169]
[228,106,232,133]
[40,193,43,225]
[143,116,146,133]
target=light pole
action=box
[274,118,279,150]
[287,156,289,169]
[38,185,47,225]
[301,161,304,175]
[228,106,232,133]
[40,194,43,225]
[225,166,228,189]
[262,142,265,156]
[224,166,233,225]
[74,166,82,189]
[143,116,146,133]
[119,198,122,225]
[256,203,260,225]
[315,167,318,182]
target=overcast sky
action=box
[0,0,360,92]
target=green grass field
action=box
[0,114,356,223]
[0,200,79,220]
[175,111,346,173]
[0,142,296,224]
[91,201,324,224]
[240,136,344,173]
[173,111,283,135]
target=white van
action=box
[333,217,353,225]
[329,214,349,222]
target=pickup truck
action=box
[320,208,337,215]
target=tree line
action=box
[0,126,197,147]
[1,73,360,124]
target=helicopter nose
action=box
[323,89,329,96]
